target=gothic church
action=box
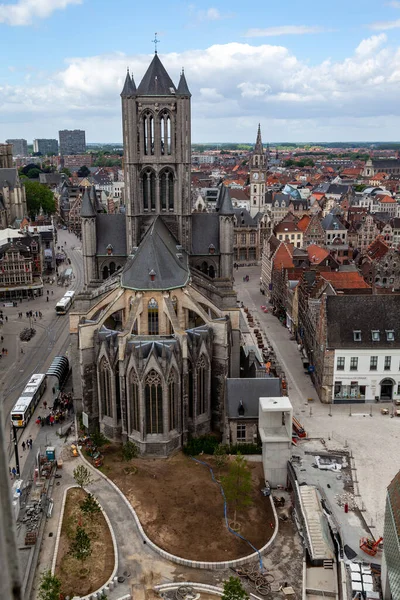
[70,53,240,455]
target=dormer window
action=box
[371,330,380,342]
[386,330,395,341]
[106,244,113,255]
[353,330,362,342]
[238,401,245,416]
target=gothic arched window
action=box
[160,111,171,155]
[148,298,159,334]
[99,358,113,418]
[197,355,207,415]
[145,370,163,434]
[160,169,174,211]
[168,370,178,431]
[143,112,154,156]
[142,169,156,211]
[129,370,140,433]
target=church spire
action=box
[254,123,263,155]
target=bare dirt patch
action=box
[101,448,274,562]
[55,487,114,597]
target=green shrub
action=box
[228,443,262,455]
[183,434,219,455]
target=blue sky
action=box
[1,0,400,143]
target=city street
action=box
[1,227,83,470]
[235,265,400,534]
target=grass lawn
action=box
[55,487,114,597]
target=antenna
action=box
[152,32,160,54]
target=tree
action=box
[122,440,138,461]
[80,493,101,520]
[213,443,228,472]
[222,577,249,600]
[26,167,41,179]
[21,163,42,177]
[23,179,55,218]
[73,464,93,488]
[69,525,92,562]
[91,428,108,448]
[221,453,252,526]
[77,165,91,178]
[37,569,62,600]
[60,167,72,177]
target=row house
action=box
[360,241,400,290]
[321,213,348,245]
[233,208,261,263]
[274,217,303,248]
[348,213,380,253]
[0,234,44,299]
[297,214,325,246]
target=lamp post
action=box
[12,425,20,478]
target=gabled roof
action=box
[307,244,329,265]
[366,237,390,260]
[137,54,177,96]
[321,213,346,231]
[80,187,96,217]
[121,70,136,97]
[321,271,370,290]
[177,70,191,96]
[121,217,189,291]
[297,215,311,232]
[0,168,18,188]
[272,242,294,270]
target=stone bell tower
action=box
[121,53,192,252]
[249,124,267,217]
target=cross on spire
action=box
[152,32,160,54]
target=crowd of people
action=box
[35,392,74,428]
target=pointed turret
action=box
[81,187,96,217]
[254,123,263,154]
[137,54,176,96]
[215,184,234,215]
[121,69,136,97]
[90,185,103,213]
[177,69,191,97]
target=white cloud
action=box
[369,18,400,30]
[0,0,82,26]
[188,5,233,24]
[3,35,400,141]
[244,25,326,37]
[355,33,387,55]
[385,1,400,7]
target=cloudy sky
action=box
[1,0,400,143]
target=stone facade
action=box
[72,54,238,456]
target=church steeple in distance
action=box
[254,123,263,155]
[249,124,267,217]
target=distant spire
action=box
[254,123,263,154]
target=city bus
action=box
[10,374,47,428]
[55,290,75,315]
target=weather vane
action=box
[152,32,160,54]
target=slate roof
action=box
[137,54,177,96]
[273,192,291,207]
[326,183,351,196]
[215,184,234,215]
[0,168,18,188]
[121,216,189,291]
[191,213,220,255]
[81,187,96,217]
[120,70,136,97]
[96,214,127,255]
[321,213,346,231]
[177,70,191,96]
[233,208,257,227]
[326,295,400,349]
[226,377,281,418]
[371,159,400,169]
[39,173,61,185]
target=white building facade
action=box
[333,347,400,403]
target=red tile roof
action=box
[297,215,311,231]
[321,271,371,289]
[307,244,330,265]
[272,242,294,270]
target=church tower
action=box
[249,124,267,217]
[121,55,192,252]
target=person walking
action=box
[28,437,33,449]
[22,441,26,451]
[11,467,16,479]
[43,400,47,410]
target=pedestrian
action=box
[51,290,54,295]
[29,437,33,449]
[0,336,3,342]
[5,316,7,321]
[46,297,49,302]
[22,441,26,451]
[43,400,47,410]
[50,414,54,426]
[20,348,23,354]
[12,467,16,479]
